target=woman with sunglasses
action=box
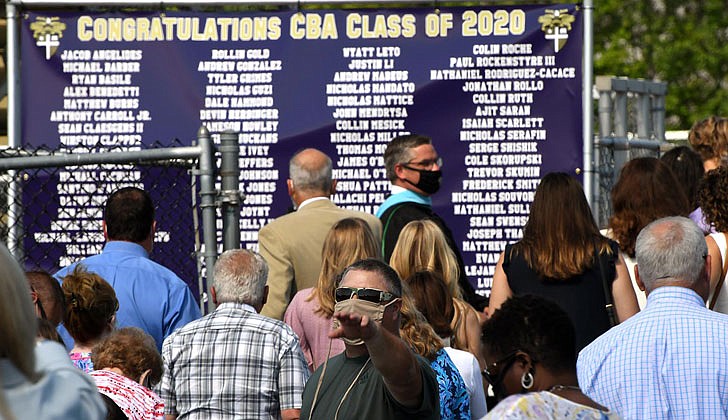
[284,217,380,371]
[481,295,619,419]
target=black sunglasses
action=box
[334,287,398,304]
[481,351,519,387]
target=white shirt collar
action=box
[297,196,330,210]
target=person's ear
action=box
[387,299,402,321]
[514,350,533,371]
[262,285,269,306]
[211,286,218,306]
[393,163,407,180]
[287,179,295,197]
[138,369,151,387]
[330,179,338,195]
[102,220,109,241]
[635,265,646,292]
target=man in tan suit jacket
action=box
[259,148,382,319]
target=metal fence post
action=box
[612,91,629,184]
[197,126,218,314]
[652,87,667,142]
[219,131,241,252]
[6,3,23,260]
[637,93,652,140]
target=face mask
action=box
[333,298,398,346]
[404,168,442,195]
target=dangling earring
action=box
[521,370,534,390]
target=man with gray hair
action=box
[159,249,310,420]
[258,148,382,319]
[577,216,728,419]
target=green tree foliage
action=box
[594,0,728,129]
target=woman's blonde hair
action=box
[309,218,380,317]
[399,285,443,361]
[389,219,462,299]
[0,244,38,381]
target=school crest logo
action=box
[537,9,575,53]
[30,17,67,60]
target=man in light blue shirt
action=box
[55,187,201,350]
[578,216,728,419]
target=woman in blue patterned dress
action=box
[399,291,471,419]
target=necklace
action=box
[548,384,581,393]
[334,357,371,420]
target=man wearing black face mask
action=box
[377,134,488,312]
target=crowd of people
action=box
[3,121,728,419]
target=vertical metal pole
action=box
[197,126,218,314]
[582,0,594,209]
[637,92,651,141]
[597,90,613,139]
[613,91,629,183]
[653,89,666,143]
[219,130,240,251]
[595,87,613,226]
[6,4,23,260]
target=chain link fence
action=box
[0,129,222,312]
[592,76,668,228]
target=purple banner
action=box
[21,5,582,297]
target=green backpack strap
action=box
[380,203,406,257]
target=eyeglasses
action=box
[334,287,398,304]
[481,351,519,386]
[403,156,443,170]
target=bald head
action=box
[288,148,335,204]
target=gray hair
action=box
[289,148,333,193]
[383,134,432,182]
[635,216,707,291]
[213,249,268,306]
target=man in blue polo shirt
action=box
[55,187,200,350]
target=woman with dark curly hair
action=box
[481,295,618,418]
[91,327,165,420]
[698,165,728,313]
[607,157,691,307]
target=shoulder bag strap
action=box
[709,233,728,310]
[596,241,619,327]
